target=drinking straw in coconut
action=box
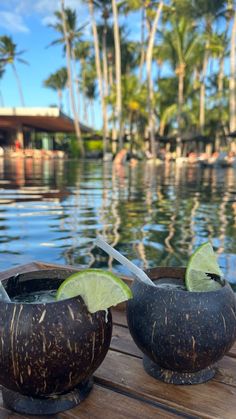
[0,281,11,302]
[95,236,154,287]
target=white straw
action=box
[0,281,11,302]
[95,236,154,286]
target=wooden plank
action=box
[111,323,236,379]
[111,323,236,392]
[59,384,186,419]
[215,356,236,387]
[112,308,128,326]
[0,384,185,419]
[111,324,142,358]
[95,350,236,419]
[228,343,236,359]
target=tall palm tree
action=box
[87,0,109,156]
[120,0,147,81]
[0,35,27,106]
[183,0,227,133]
[146,1,164,158]
[197,4,226,133]
[230,5,236,132]
[112,0,123,150]
[94,1,111,113]
[74,40,92,123]
[0,65,5,106]
[49,8,87,120]
[159,13,201,156]
[83,59,97,126]
[55,1,84,155]
[43,67,67,110]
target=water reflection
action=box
[0,158,235,284]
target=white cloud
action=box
[0,0,86,33]
[0,11,30,33]
[41,14,58,27]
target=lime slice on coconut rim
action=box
[185,242,224,292]
[56,269,132,313]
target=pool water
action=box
[0,158,235,285]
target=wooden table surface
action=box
[0,262,236,419]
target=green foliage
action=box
[67,135,82,158]
[0,35,28,66]
[0,0,232,157]
[85,139,103,153]
[43,67,67,91]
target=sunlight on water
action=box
[0,158,235,284]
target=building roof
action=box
[0,107,92,133]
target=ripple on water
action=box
[0,159,235,285]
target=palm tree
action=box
[196,1,227,133]
[94,1,111,112]
[54,1,84,155]
[146,1,164,158]
[0,35,27,106]
[74,40,92,123]
[43,67,67,110]
[83,59,97,126]
[87,0,109,156]
[159,13,201,156]
[120,0,147,81]
[112,0,123,150]
[0,65,5,106]
[230,4,236,132]
[179,0,227,134]
[48,8,88,121]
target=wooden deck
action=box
[0,262,236,419]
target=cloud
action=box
[0,11,30,33]
[0,0,86,34]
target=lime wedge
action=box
[185,242,223,292]
[56,269,132,313]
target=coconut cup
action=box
[127,267,236,385]
[0,269,112,415]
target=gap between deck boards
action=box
[95,381,200,419]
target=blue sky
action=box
[0,0,103,126]
[0,0,141,130]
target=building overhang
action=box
[0,107,92,133]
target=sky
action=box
[0,0,142,130]
[0,0,103,127]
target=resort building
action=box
[0,107,91,157]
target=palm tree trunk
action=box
[12,63,25,106]
[230,9,236,133]
[57,89,62,110]
[218,54,224,123]
[176,67,185,158]
[129,111,135,156]
[139,6,146,82]
[112,0,123,150]
[102,21,109,101]
[109,63,117,153]
[199,48,209,132]
[88,0,108,157]
[146,1,163,158]
[81,58,88,124]
[66,83,71,116]
[218,56,224,94]
[0,90,4,106]
[90,99,95,127]
[102,19,109,147]
[71,48,81,120]
[61,0,84,156]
